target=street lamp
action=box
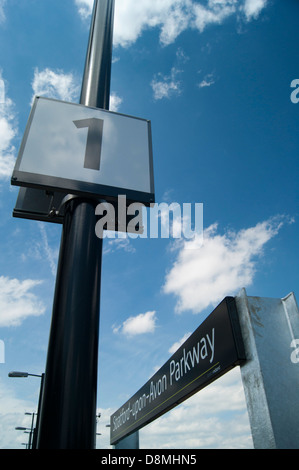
[9,371,44,449]
[8,371,42,378]
[25,412,36,449]
[15,427,33,449]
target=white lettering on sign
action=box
[169,329,215,385]
[149,375,167,403]
[112,327,216,432]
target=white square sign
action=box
[12,97,155,205]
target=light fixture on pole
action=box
[15,427,32,449]
[9,371,42,378]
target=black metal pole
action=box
[80,0,114,110]
[37,0,115,449]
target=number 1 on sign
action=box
[73,118,104,171]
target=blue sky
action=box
[0,0,298,449]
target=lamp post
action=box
[8,371,44,449]
[36,0,115,449]
[25,413,36,449]
[15,427,33,449]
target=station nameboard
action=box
[110,297,246,445]
[11,97,155,206]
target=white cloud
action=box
[38,223,58,277]
[198,72,216,88]
[151,47,190,101]
[75,0,269,48]
[158,1,193,46]
[141,367,253,448]
[243,0,268,20]
[0,0,6,24]
[31,68,80,105]
[114,311,157,336]
[95,406,114,449]
[20,224,59,277]
[0,75,4,104]
[109,92,123,112]
[74,0,93,21]
[0,72,17,180]
[175,47,189,64]
[113,0,179,48]
[31,67,122,111]
[151,67,182,100]
[0,276,45,327]
[192,0,237,33]
[168,332,191,355]
[0,379,37,449]
[163,216,290,314]
[103,236,136,255]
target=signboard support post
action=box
[37,0,115,449]
[236,288,299,449]
[114,432,139,450]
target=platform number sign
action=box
[11,97,155,205]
